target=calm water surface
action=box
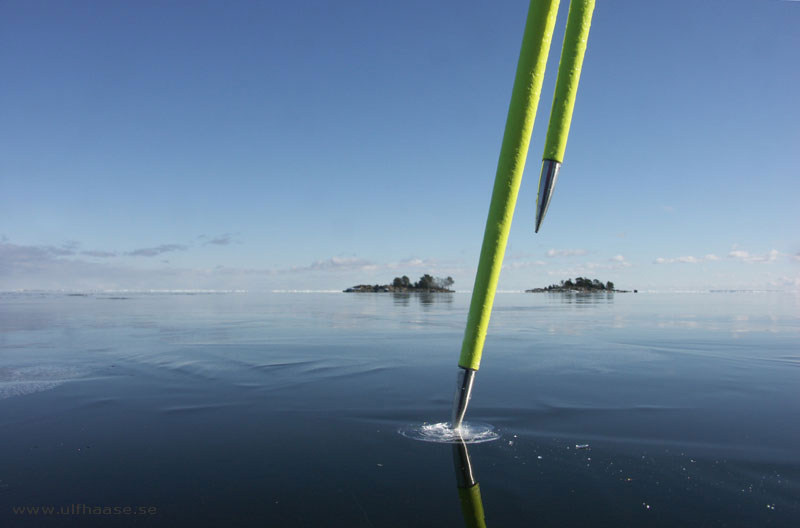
[1,291,798,526]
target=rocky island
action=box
[344,274,454,293]
[526,277,634,293]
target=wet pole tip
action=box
[535,159,561,233]
[451,367,476,429]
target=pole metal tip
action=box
[535,159,561,233]
[451,367,476,429]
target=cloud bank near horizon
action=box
[0,241,468,291]
[1,240,797,292]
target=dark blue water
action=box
[1,291,798,526]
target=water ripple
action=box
[398,421,500,444]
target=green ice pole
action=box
[452,0,560,428]
[457,484,487,528]
[535,0,595,233]
[460,0,559,369]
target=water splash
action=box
[398,422,500,444]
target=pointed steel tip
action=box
[535,159,561,234]
[451,367,476,429]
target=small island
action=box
[526,277,634,293]
[344,274,454,293]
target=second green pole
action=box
[452,0,561,428]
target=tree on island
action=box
[345,274,454,293]
[412,274,454,290]
[415,274,435,289]
[532,277,617,292]
[438,276,455,289]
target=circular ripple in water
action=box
[398,422,500,444]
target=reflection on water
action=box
[392,292,454,308]
[541,291,616,305]
[1,292,798,526]
[452,437,488,528]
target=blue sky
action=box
[1,0,798,291]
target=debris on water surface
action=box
[576,444,590,450]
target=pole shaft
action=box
[543,0,595,163]
[458,0,560,371]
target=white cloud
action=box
[609,254,631,268]
[0,242,469,291]
[769,276,800,289]
[545,266,594,277]
[386,257,438,270]
[504,259,546,270]
[206,235,233,246]
[654,249,782,266]
[654,256,698,264]
[295,256,377,272]
[0,241,209,290]
[287,256,465,276]
[727,248,779,263]
[546,248,588,258]
[199,232,239,246]
[654,254,718,264]
[125,244,188,257]
[542,257,628,277]
[1,243,76,261]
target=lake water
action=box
[1,291,798,527]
